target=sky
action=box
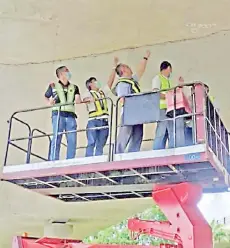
[198,192,230,222]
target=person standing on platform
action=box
[44,66,81,161]
[112,51,151,154]
[83,58,119,157]
[152,61,185,150]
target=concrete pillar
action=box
[44,222,73,238]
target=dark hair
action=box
[115,63,122,76]
[160,61,172,71]
[85,77,97,90]
[56,66,66,78]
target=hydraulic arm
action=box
[128,183,213,248]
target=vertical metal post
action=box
[173,87,177,148]
[191,86,197,144]
[4,117,13,166]
[222,124,226,168]
[207,94,212,149]
[53,106,61,161]
[114,98,120,154]
[214,108,218,157]
[219,118,223,165]
[108,98,114,161]
[25,130,33,164]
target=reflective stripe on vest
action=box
[89,90,109,118]
[159,74,171,109]
[117,78,141,94]
[52,82,75,113]
[112,78,141,95]
[113,78,141,106]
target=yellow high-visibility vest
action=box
[89,90,109,118]
[52,82,75,113]
[158,74,172,109]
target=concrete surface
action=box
[0,181,153,247]
[0,0,230,247]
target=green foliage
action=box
[210,221,230,243]
[84,206,230,246]
[84,205,172,246]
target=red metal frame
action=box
[2,150,208,180]
[12,183,213,248]
[128,183,213,248]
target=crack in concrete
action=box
[0,28,230,67]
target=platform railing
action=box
[3,82,230,171]
[205,97,230,169]
[3,97,114,166]
[114,82,208,153]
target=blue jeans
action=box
[185,126,194,146]
[50,115,77,161]
[85,119,109,157]
[116,124,143,154]
[153,109,185,150]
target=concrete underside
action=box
[0,0,230,247]
[0,181,153,247]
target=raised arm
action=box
[107,57,119,89]
[136,50,151,80]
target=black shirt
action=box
[44,81,80,118]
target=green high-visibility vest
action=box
[52,82,75,113]
[159,74,172,109]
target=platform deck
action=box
[2,144,230,202]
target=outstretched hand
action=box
[145,50,151,59]
[178,76,184,85]
[114,57,119,67]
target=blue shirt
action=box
[115,74,139,97]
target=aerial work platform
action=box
[2,82,230,201]
[2,82,230,248]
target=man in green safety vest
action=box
[152,61,185,149]
[44,66,81,161]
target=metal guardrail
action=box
[216,216,230,226]
[4,97,114,165]
[3,82,230,172]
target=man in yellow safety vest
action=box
[152,61,185,149]
[112,51,151,153]
[44,66,81,161]
[83,57,119,156]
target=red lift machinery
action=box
[3,83,230,248]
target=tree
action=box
[84,206,230,246]
[210,220,230,243]
[84,205,173,246]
